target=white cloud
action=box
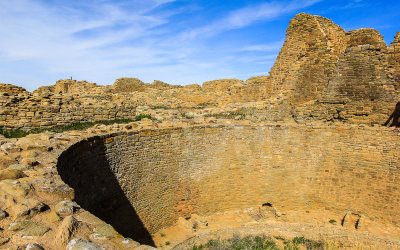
[0,0,322,90]
[180,0,322,40]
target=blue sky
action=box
[0,0,399,91]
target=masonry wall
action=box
[57,125,400,235]
[0,85,137,129]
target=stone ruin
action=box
[0,13,400,249]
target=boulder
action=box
[55,215,79,245]
[0,169,26,181]
[8,221,50,236]
[55,200,79,217]
[66,238,102,250]
[26,243,45,250]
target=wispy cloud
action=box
[0,0,322,90]
[180,0,322,40]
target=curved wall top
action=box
[57,125,400,240]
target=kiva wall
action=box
[57,125,400,235]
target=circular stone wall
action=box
[57,125,400,244]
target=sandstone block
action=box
[7,163,32,171]
[93,223,119,239]
[8,221,50,236]
[55,200,79,217]
[0,179,31,197]
[66,238,103,250]
[0,156,17,170]
[0,236,9,246]
[0,169,26,181]
[26,243,45,250]
[55,215,79,246]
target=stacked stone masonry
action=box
[58,125,400,237]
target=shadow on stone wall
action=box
[383,102,400,127]
[57,138,154,246]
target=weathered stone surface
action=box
[113,77,146,93]
[55,215,79,245]
[8,221,50,236]
[11,198,47,218]
[7,164,32,171]
[0,236,10,246]
[0,179,31,197]
[54,200,79,217]
[121,238,140,248]
[0,156,17,170]
[19,158,39,166]
[0,169,26,181]
[93,223,118,239]
[342,212,362,230]
[0,209,8,220]
[16,137,53,152]
[26,243,45,250]
[1,143,22,153]
[66,238,102,250]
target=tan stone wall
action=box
[269,13,347,101]
[57,125,400,234]
[0,82,137,129]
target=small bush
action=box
[191,235,329,250]
[192,235,278,250]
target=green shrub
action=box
[191,235,327,250]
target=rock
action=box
[55,215,79,245]
[93,223,118,238]
[0,142,22,153]
[121,238,140,248]
[66,238,102,250]
[0,156,17,170]
[12,199,47,218]
[7,164,32,171]
[55,200,79,217]
[75,211,103,226]
[40,210,61,223]
[8,221,50,236]
[20,151,39,159]
[0,179,31,197]
[19,158,40,166]
[0,169,26,181]
[26,243,45,250]
[0,209,8,220]
[15,137,53,152]
[0,236,10,246]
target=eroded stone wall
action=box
[57,125,400,235]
